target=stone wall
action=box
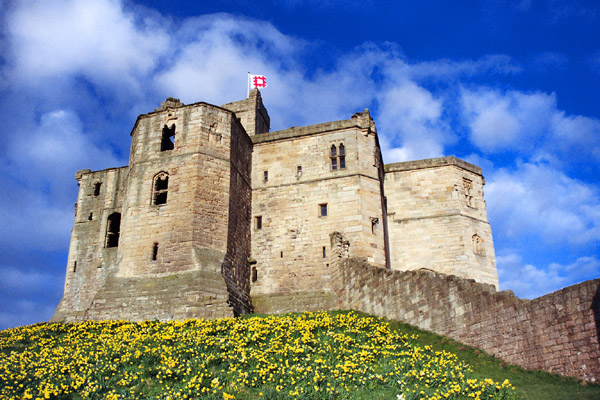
[329,233,600,381]
[385,157,498,288]
[249,111,387,309]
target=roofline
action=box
[384,156,483,176]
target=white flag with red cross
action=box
[250,74,267,88]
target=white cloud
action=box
[377,80,452,162]
[5,0,169,91]
[486,161,600,244]
[461,87,600,164]
[461,88,556,152]
[497,253,600,299]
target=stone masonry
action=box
[51,89,599,381]
[53,89,497,322]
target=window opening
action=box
[88,212,93,221]
[339,143,346,169]
[94,182,102,196]
[263,170,268,181]
[153,172,169,205]
[161,124,175,151]
[73,261,77,273]
[255,216,262,230]
[280,251,283,258]
[322,246,327,258]
[252,266,258,282]
[370,217,379,234]
[297,165,302,177]
[330,145,337,170]
[152,243,159,261]
[105,212,121,248]
[319,203,328,217]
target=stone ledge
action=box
[384,156,482,176]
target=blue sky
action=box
[0,0,599,330]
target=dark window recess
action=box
[152,243,159,261]
[339,143,346,169]
[263,170,268,181]
[330,145,337,170]
[105,212,121,248]
[94,182,102,196]
[161,124,175,151]
[320,203,328,217]
[323,246,327,258]
[153,173,169,205]
[280,251,283,258]
[252,266,258,282]
[255,216,262,230]
[297,165,302,177]
[88,212,93,221]
[73,261,77,273]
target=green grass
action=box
[386,317,600,400]
[0,310,598,400]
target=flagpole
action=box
[247,72,250,97]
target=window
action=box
[94,182,102,196]
[251,266,258,282]
[297,165,302,177]
[330,143,346,170]
[339,144,346,169]
[88,212,93,221]
[161,124,175,151]
[263,170,268,181]
[330,145,337,170]
[152,243,159,261]
[322,246,326,258]
[319,203,328,217]
[255,216,262,230]
[153,172,169,205]
[280,251,284,258]
[105,212,121,248]
[73,261,77,273]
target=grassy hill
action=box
[0,311,598,400]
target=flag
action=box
[249,74,268,89]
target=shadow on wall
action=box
[593,284,600,351]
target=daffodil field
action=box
[0,311,515,400]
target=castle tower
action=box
[384,157,498,288]
[52,95,258,322]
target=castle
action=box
[51,91,600,382]
[52,89,497,322]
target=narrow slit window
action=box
[73,261,77,273]
[88,212,93,221]
[297,165,302,177]
[161,124,175,151]
[322,246,326,258]
[339,143,346,169]
[105,212,121,248]
[152,243,159,261]
[252,266,258,282]
[153,172,169,205]
[94,182,102,196]
[255,216,262,230]
[330,145,337,170]
[263,170,268,181]
[280,251,283,258]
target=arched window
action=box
[161,124,175,151]
[153,172,169,205]
[105,212,121,248]
[330,145,337,170]
[339,143,346,169]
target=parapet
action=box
[385,156,482,177]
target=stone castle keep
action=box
[52,89,497,321]
[52,90,600,382]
